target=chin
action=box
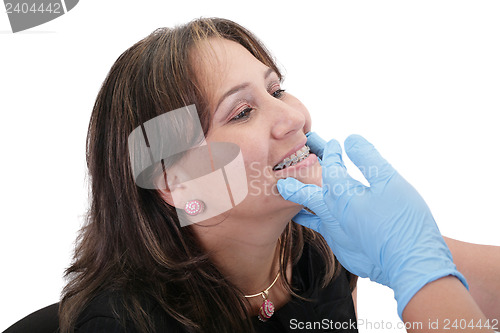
[267,195,304,221]
[225,190,300,223]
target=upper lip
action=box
[273,138,308,168]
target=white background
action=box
[1,1,499,332]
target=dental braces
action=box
[273,146,310,171]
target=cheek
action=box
[242,149,268,176]
[242,150,277,199]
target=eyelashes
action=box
[229,88,286,123]
[231,106,254,121]
[271,88,285,99]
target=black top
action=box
[4,303,59,333]
[75,243,358,332]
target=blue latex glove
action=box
[277,132,468,319]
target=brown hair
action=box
[59,17,354,333]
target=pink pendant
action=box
[258,299,275,322]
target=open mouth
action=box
[272,145,310,171]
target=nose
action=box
[269,99,305,140]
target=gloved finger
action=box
[344,134,396,189]
[306,132,327,159]
[291,209,322,231]
[320,139,369,201]
[277,178,329,216]
[320,139,347,171]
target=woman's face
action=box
[190,38,322,220]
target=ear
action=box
[156,173,186,209]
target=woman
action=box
[60,17,355,333]
[59,18,498,332]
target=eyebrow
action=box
[214,67,276,113]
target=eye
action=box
[271,88,286,99]
[230,107,253,122]
[272,88,285,98]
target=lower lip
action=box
[273,153,318,175]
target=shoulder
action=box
[75,292,139,332]
[75,291,185,333]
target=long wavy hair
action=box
[59,17,355,333]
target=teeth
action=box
[273,146,310,171]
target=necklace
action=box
[244,271,280,322]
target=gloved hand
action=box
[277,132,468,319]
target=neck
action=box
[191,212,291,296]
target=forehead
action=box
[191,38,269,107]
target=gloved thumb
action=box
[277,177,328,217]
[291,209,322,232]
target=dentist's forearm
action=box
[444,236,500,322]
[402,276,494,333]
